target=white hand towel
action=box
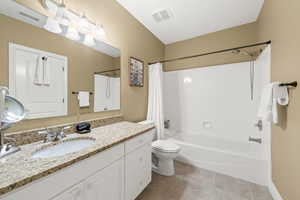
[43,58,51,86]
[257,83,278,124]
[273,84,289,105]
[33,56,42,85]
[78,91,90,107]
[272,98,278,124]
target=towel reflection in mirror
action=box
[33,56,51,86]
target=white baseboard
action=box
[269,181,283,200]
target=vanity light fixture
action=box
[43,17,62,33]
[42,0,106,46]
[55,0,66,20]
[66,26,80,41]
[83,34,96,47]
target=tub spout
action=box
[249,137,262,144]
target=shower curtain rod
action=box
[94,68,120,74]
[148,40,271,65]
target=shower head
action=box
[231,49,241,55]
[231,49,254,57]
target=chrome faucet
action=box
[39,125,72,143]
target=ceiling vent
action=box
[19,12,39,22]
[152,9,173,23]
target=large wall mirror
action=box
[0,0,121,119]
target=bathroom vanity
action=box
[0,122,154,200]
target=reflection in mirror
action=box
[0,0,121,119]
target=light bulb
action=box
[66,26,80,41]
[43,17,62,34]
[94,24,106,41]
[83,34,95,46]
[55,0,66,20]
[79,13,90,32]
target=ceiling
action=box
[115,0,265,44]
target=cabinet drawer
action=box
[125,129,154,154]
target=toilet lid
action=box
[152,140,180,152]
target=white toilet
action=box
[138,121,181,176]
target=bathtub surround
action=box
[163,53,271,185]
[147,63,165,139]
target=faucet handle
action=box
[57,125,72,139]
[62,125,72,131]
[38,129,48,136]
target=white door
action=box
[9,43,67,119]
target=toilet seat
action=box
[152,140,180,153]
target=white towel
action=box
[257,83,278,124]
[273,84,289,105]
[78,91,90,107]
[33,56,42,85]
[43,58,51,86]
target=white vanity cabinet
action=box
[0,129,154,200]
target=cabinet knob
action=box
[139,157,143,162]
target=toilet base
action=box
[152,158,175,176]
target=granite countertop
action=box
[0,121,154,196]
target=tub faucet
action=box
[254,120,263,131]
[249,137,262,144]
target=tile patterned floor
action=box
[137,162,273,200]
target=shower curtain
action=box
[147,63,164,140]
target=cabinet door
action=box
[125,143,152,200]
[84,158,124,200]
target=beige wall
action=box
[164,22,258,71]
[0,14,120,116]
[1,0,164,132]
[257,1,300,199]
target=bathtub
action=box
[165,130,268,185]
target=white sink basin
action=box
[32,138,95,159]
